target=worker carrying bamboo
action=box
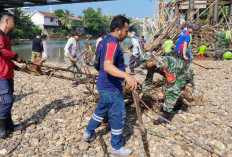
[225,28,231,48]
[198,45,208,60]
[213,29,227,61]
[174,23,196,63]
[162,36,174,56]
[139,52,194,125]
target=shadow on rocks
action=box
[142,95,189,123]
[157,97,190,122]
[17,99,77,130]
[13,92,36,103]
[174,97,189,113]
[93,102,138,148]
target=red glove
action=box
[160,68,176,83]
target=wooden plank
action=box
[178,0,232,4]
[175,3,180,18]
[213,0,219,25]
[180,3,215,5]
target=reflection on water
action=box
[12,38,133,65]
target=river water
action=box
[12,38,133,65]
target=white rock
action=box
[0,149,7,155]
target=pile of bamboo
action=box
[144,0,230,57]
[190,20,216,55]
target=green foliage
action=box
[9,8,41,39]
[78,15,83,19]
[124,15,141,35]
[199,5,231,25]
[54,27,69,36]
[54,9,65,18]
[82,7,110,36]
[60,10,74,30]
[54,9,74,31]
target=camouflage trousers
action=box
[84,50,92,64]
[162,79,186,113]
[226,39,230,48]
[214,46,225,60]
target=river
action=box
[12,38,133,65]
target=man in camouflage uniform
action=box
[214,30,226,60]
[139,52,194,125]
[83,34,93,65]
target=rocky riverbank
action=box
[0,59,232,157]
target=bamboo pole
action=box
[221,7,231,30]
[132,90,150,157]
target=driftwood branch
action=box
[43,71,96,84]
[24,61,98,78]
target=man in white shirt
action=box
[128,32,142,75]
[64,31,82,87]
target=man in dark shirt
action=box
[31,32,43,61]
[0,12,24,138]
[82,15,137,156]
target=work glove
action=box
[160,68,176,83]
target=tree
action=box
[60,10,74,30]
[54,9,65,18]
[82,7,110,36]
[54,9,74,30]
[9,8,41,39]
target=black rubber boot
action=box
[0,118,7,138]
[6,116,23,132]
[153,111,173,125]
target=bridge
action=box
[0,0,115,9]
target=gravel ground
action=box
[0,59,232,157]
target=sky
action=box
[29,0,159,19]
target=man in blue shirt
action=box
[82,15,137,156]
[141,35,146,52]
[128,32,142,75]
[174,23,196,63]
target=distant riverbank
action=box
[12,38,133,64]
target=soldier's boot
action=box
[6,116,23,132]
[153,111,174,125]
[0,118,7,138]
[219,52,224,60]
[214,53,219,61]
